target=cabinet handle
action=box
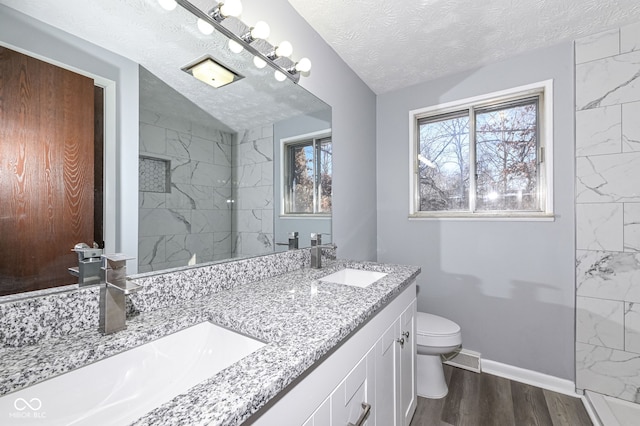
[402,331,410,339]
[348,402,371,426]
[396,337,405,348]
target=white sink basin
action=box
[0,322,265,425]
[319,268,388,288]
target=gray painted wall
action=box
[243,0,378,261]
[376,43,576,379]
[0,5,139,272]
[274,110,332,250]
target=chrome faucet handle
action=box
[101,253,134,268]
[276,231,299,250]
[310,233,322,246]
[72,242,102,260]
[69,243,104,285]
[114,279,143,295]
[310,234,334,268]
[102,254,134,288]
[288,231,299,249]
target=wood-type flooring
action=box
[409,365,592,426]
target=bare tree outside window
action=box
[291,144,314,213]
[418,114,469,211]
[416,95,542,214]
[475,100,538,211]
[285,136,332,215]
[318,139,332,212]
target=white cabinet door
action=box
[373,298,417,426]
[303,395,331,426]
[399,300,417,426]
[375,318,400,426]
[331,348,375,426]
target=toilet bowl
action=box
[416,312,461,399]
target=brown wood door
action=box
[0,46,95,296]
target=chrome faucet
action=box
[310,233,331,269]
[99,254,141,335]
[276,231,299,250]
[68,243,103,286]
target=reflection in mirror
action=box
[274,112,333,250]
[138,66,236,271]
[0,0,331,298]
[0,45,105,297]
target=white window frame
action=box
[280,129,332,217]
[408,80,554,221]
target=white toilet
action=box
[416,312,462,399]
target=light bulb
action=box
[295,57,312,73]
[228,39,244,53]
[158,0,177,11]
[251,21,270,40]
[274,70,287,82]
[197,18,214,35]
[275,41,293,58]
[253,56,267,69]
[219,0,242,18]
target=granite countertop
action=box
[0,260,420,425]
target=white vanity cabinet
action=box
[398,301,417,426]
[374,300,417,426]
[250,281,417,426]
[302,396,330,426]
[330,348,375,425]
[375,318,398,425]
[301,351,374,426]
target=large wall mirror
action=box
[0,0,331,298]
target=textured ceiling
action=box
[288,0,640,94]
[0,0,328,132]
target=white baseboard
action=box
[481,359,577,397]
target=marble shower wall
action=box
[575,22,640,402]
[232,125,274,257]
[138,109,234,272]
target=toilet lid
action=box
[416,312,460,336]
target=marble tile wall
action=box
[232,125,274,258]
[575,21,640,402]
[139,108,234,272]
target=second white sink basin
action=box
[0,322,265,425]
[319,268,388,288]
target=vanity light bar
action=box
[172,0,309,84]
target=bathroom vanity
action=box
[252,277,417,426]
[0,251,419,425]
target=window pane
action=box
[318,139,332,213]
[475,100,538,211]
[417,114,470,211]
[290,144,314,213]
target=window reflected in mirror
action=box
[283,134,332,215]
